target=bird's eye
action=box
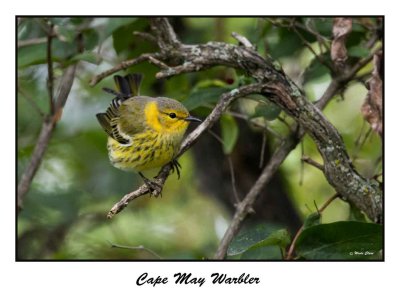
[169,113,177,119]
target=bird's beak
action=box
[185,115,202,122]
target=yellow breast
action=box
[107,131,180,172]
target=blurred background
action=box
[17,17,382,259]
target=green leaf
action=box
[252,102,281,120]
[312,18,333,36]
[229,227,290,260]
[348,46,370,58]
[295,221,382,260]
[303,53,331,83]
[269,27,304,59]
[239,94,268,105]
[18,44,49,68]
[69,17,87,25]
[111,18,148,55]
[348,205,368,222]
[82,28,99,50]
[194,79,229,89]
[240,246,283,260]
[227,223,288,256]
[237,94,281,121]
[56,25,76,43]
[102,17,138,40]
[183,87,228,111]
[220,115,239,154]
[347,31,367,49]
[303,212,321,228]
[49,17,70,26]
[68,51,100,65]
[250,228,291,250]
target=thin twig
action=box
[372,156,382,178]
[47,22,55,115]
[228,156,241,205]
[372,172,382,182]
[353,127,373,161]
[355,120,366,147]
[109,241,162,259]
[318,193,340,213]
[292,26,333,72]
[299,141,305,186]
[133,31,157,44]
[226,111,284,141]
[277,116,293,131]
[54,65,77,113]
[301,156,324,171]
[285,192,339,260]
[232,32,255,49]
[304,19,330,51]
[345,48,380,83]
[18,87,45,118]
[214,134,300,259]
[89,53,165,86]
[17,117,55,212]
[285,226,304,260]
[205,129,242,206]
[206,128,224,145]
[17,33,79,212]
[18,37,47,48]
[259,131,267,169]
[271,18,331,52]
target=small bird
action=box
[96,73,201,192]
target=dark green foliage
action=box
[245,94,282,120]
[228,223,290,260]
[220,115,239,154]
[18,44,49,68]
[303,212,321,228]
[295,222,382,260]
[184,87,230,111]
[303,53,331,84]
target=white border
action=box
[6,2,399,307]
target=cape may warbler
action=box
[96,73,201,191]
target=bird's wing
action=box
[96,98,130,144]
[96,73,144,145]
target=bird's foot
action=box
[139,172,163,197]
[170,159,182,179]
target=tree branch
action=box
[18,86,45,118]
[17,36,79,212]
[214,132,301,259]
[18,37,47,48]
[213,51,379,259]
[89,53,165,87]
[302,156,324,171]
[17,117,56,212]
[47,22,55,115]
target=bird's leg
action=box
[139,172,163,197]
[170,159,182,179]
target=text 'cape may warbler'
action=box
[96,73,201,191]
